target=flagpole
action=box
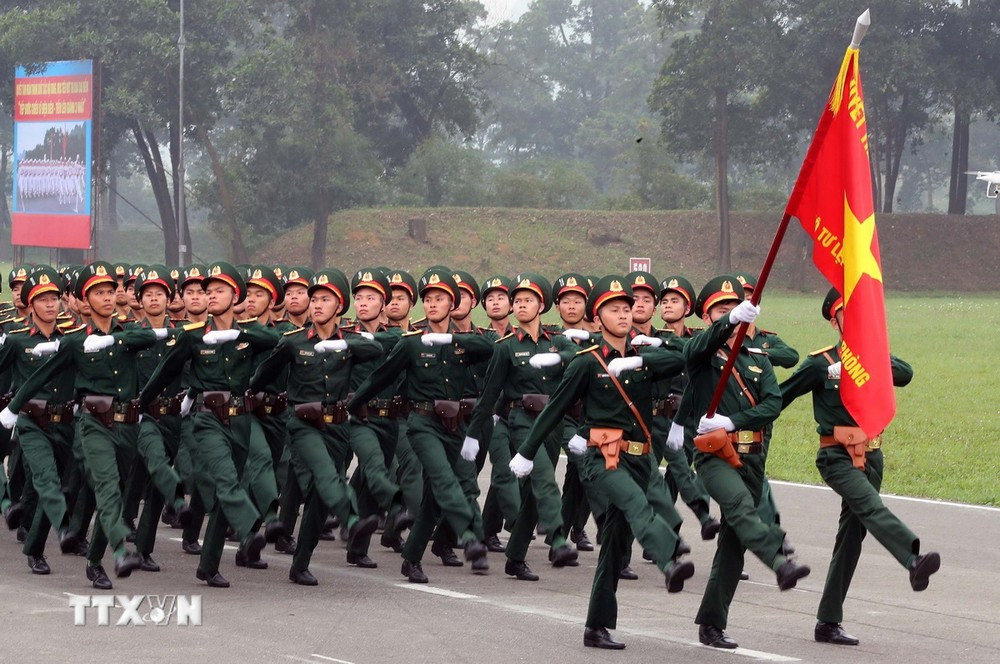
[704,9,871,418]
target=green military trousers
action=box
[18,416,74,557]
[653,416,712,526]
[815,446,919,623]
[347,415,404,557]
[694,452,787,629]
[579,448,681,631]
[134,415,185,557]
[480,417,521,539]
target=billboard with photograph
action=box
[12,59,94,249]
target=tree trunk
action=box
[0,143,10,229]
[311,190,330,270]
[714,86,731,273]
[132,121,179,263]
[195,123,248,263]
[108,154,118,227]
[950,105,970,214]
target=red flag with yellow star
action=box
[785,45,895,438]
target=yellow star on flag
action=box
[842,195,882,304]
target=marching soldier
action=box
[249,268,382,585]
[779,288,940,646]
[685,275,809,650]
[139,261,277,588]
[348,268,493,584]
[512,276,695,649]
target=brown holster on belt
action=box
[833,426,869,471]
[693,428,743,468]
[459,398,477,423]
[82,395,115,429]
[693,349,753,469]
[589,351,652,470]
[433,400,461,434]
[293,402,326,430]
[22,399,52,430]
[521,393,549,416]
[202,391,233,426]
[587,427,625,470]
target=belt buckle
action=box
[735,442,752,454]
[264,405,273,415]
[737,430,754,444]
[867,435,882,451]
[51,413,62,423]
[626,441,644,455]
[228,407,239,417]
[323,414,334,424]
[377,408,389,418]
[113,412,125,423]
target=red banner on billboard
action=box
[12,60,94,250]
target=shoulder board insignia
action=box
[183,321,206,332]
[748,365,763,373]
[57,320,76,328]
[402,330,423,337]
[63,324,87,334]
[283,327,306,336]
[10,326,30,334]
[117,313,129,321]
[165,338,177,346]
[758,328,777,335]
[495,332,515,343]
[809,344,837,357]
[237,317,258,324]
[576,344,599,356]
[410,317,426,325]
[0,318,14,326]
[56,313,74,320]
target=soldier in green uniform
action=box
[549,273,596,554]
[342,268,414,567]
[512,276,695,649]
[686,275,810,650]
[466,273,579,581]
[475,275,520,554]
[780,288,940,646]
[139,261,276,588]
[348,268,493,584]
[657,275,720,539]
[129,266,194,572]
[0,267,80,574]
[249,268,382,585]
[2,262,172,588]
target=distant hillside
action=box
[254,208,999,293]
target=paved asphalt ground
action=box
[2,456,997,664]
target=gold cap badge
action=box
[610,280,623,292]
[721,280,734,293]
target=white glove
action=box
[562,328,590,342]
[83,335,116,353]
[138,414,145,424]
[529,352,561,368]
[0,333,6,346]
[697,413,735,434]
[31,339,61,357]
[567,434,587,456]
[461,436,479,461]
[421,332,453,346]
[315,339,348,353]
[607,356,642,377]
[180,394,194,417]
[509,453,534,478]
[359,331,374,340]
[152,328,169,340]
[492,414,500,425]
[667,422,686,450]
[0,407,17,430]
[827,361,842,380]
[203,329,240,345]
[630,334,662,348]
[728,300,760,325]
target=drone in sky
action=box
[965,170,1000,198]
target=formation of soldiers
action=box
[0,259,941,650]
[15,157,86,210]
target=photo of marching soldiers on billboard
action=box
[13,121,87,214]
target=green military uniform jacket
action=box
[743,325,799,369]
[249,326,382,404]
[465,327,578,441]
[779,345,913,435]
[9,319,158,413]
[347,324,493,412]
[0,321,76,403]
[682,315,782,433]
[518,336,685,460]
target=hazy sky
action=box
[481,0,531,24]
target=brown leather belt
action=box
[364,397,402,419]
[21,399,75,429]
[146,395,183,418]
[82,395,139,428]
[248,391,288,417]
[196,391,247,424]
[621,440,650,456]
[727,430,763,454]
[821,434,882,452]
[652,394,682,419]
